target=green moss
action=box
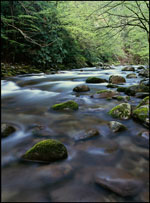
[117,87,127,92]
[23,139,68,162]
[137,96,149,108]
[86,77,107,83]
[116,96,124,101]
[109,103,131,119]
[133,106,149,122]
[52,100,78,110]
[96,90,112,94]
[107,84,118,88]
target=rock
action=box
[73,85,90,92]
[126,73,137,78]
[134,130,149,148]
[139,69,149,78]
[132,105,149,127]
[95,167,143,197]
[109,103,131,119]
[117,86,127,92]
[139,79,149,86]
[108,121,127,132]
[112,95,130,101]
[137,96,149,108]
[122,66,135,71]
[106,84,118,88]
[75,128,100,141]
[51,100,78,111]
[86,77,108,83]
[22,139,68,162]
[137,65,145,70]
[1,124,16,138]
[93,90,118,99]
[109,75,126,84]
[135,92,149,98]
[124,85,149,96]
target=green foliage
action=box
[1,1,149,70]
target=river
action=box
[1,65,149,202]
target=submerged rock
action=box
[95,167,143,197]
[75,128,100,141]
[122,66,135,71]
[51,100,78,111]
[117,86,127,92]
[126,73,137,78]
[73,85,90,92]
[109,75,126,84]
[109,103,131,119]
[22,139,68,162]
[86,77,108,83]
[108,121,126,132]
[135,92,149,98]
[1,124,16,138]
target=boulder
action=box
[51,100,78,111]
[73,85,90,92]
[124,85,149,96]
[137,96,149,108]
[86,77,108,83]
[122,67,135,71]
[135,92,149,99]
[22,139,68,162]
[1,124,16,138]
[112,95,130,102]
[106,84,118,88]
[132,105,149,127]
[109,75,126,84]
[108,121,126,132]
[139,79,149,86]
[95,167,143,197]
[109,103,131,119]
[126,73,137,78]
[92,90,118,99]
[138,69,149,78]
[117,87,127,92]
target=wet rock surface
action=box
[109,103,131,119]
[109,75,126,84]
[73,85,90,92]
[1,124,16,138]
[95,167,143,197]
[108,121,126,132]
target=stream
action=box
[1,65,149,202]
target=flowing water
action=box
[1,66,149,202]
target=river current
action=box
[1,66,149,202]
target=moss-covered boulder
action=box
[112,95,130,101]
[138,69,149,78]
[137,96,149,108]
[109,103,131,119]
[73,85,90,92]
[1,124,16,138]
[122,67,135,71]
[126,73,137,78]
[108,121,127,132]
[124,85,149,96]
[52,100,78,111]
[107,84,118,88]
[132,105,149,127]
[117,87,127,92]
[22,139,68,162]
[109,75,126,84]
[86,77,108,83]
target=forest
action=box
[1,1,149,202]
[1,1,149,75]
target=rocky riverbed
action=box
[1,65,149,202]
